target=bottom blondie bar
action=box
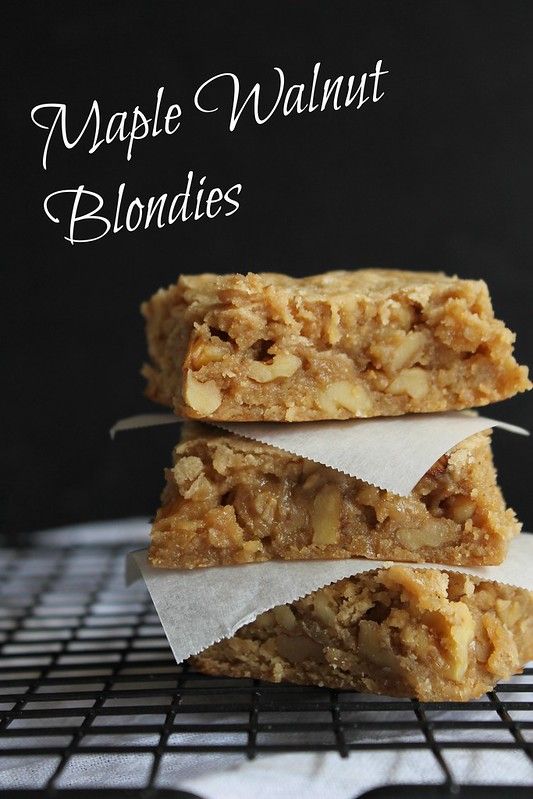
[191,566,533,701]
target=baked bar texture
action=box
[141,270,530,421]
[149,425,520,568]
[191,565,533,701]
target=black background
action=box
[3,0,533,540]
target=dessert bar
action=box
[149,425,519,568]
[191,565,533,701]
[142,270,530,421]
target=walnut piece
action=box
[311,484,341,545]
[318,380,372,416]
[172,456,204,491]
[275,634,324,664]
[387,367,429,399]
[184,371,222,415]
[190,341,229,369]
[396,521,457,550]
[273,605,297,632]
[313,593,337,627]
[248,353,301,383]
[444,603,475,682]
[443,495,476,524]
[357,621,397,668]
[390,331,426,371]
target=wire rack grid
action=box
[0,539,531,799]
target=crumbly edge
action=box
[149,428,519,568]
[141,270,530,421]
[190,565,533,701]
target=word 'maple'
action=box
[31,87,181,169]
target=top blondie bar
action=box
[142,270,530,421]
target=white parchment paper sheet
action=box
[111,411,527,496]
[127,534,533,667]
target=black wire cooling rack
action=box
[0,538,531,799]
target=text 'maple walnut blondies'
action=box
[191,565,533,701]
[141,270,530,422]
[149,425,520,569]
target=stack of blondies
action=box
[140,269,533,701]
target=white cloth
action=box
[1,716,531,795]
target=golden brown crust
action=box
[141,270,530,421]
[149,427,520,568]
[191,566,533,701]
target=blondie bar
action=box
[191,566,533,701]
[149,425,519,568]
[142,270,530,421]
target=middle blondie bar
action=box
[149,424,519,569]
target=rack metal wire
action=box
[0,540,531,798]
